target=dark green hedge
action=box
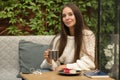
[0,0,97,35]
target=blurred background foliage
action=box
[0,0,97,35]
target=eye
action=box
[68,12,73,16]
[62,14,66,18]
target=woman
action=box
[40,3,96,71]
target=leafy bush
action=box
[0,0,97,35]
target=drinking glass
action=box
[30,68,42,74]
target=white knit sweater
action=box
[40,29,96,71]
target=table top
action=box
[20,71,115,80]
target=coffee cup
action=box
[49,50,59,61]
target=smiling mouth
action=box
[66,21,71,25]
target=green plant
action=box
[0,0,97,35]
[101,0,115,34]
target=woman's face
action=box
[62,7,76,29]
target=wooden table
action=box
[20,71,115,80]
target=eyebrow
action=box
[62,11,73,15]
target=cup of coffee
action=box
[49,50,59,61]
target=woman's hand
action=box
[44,49,52,64]
[55,65,66,71]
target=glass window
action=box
[98,0,119,80]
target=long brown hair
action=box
[51,3,86,62]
